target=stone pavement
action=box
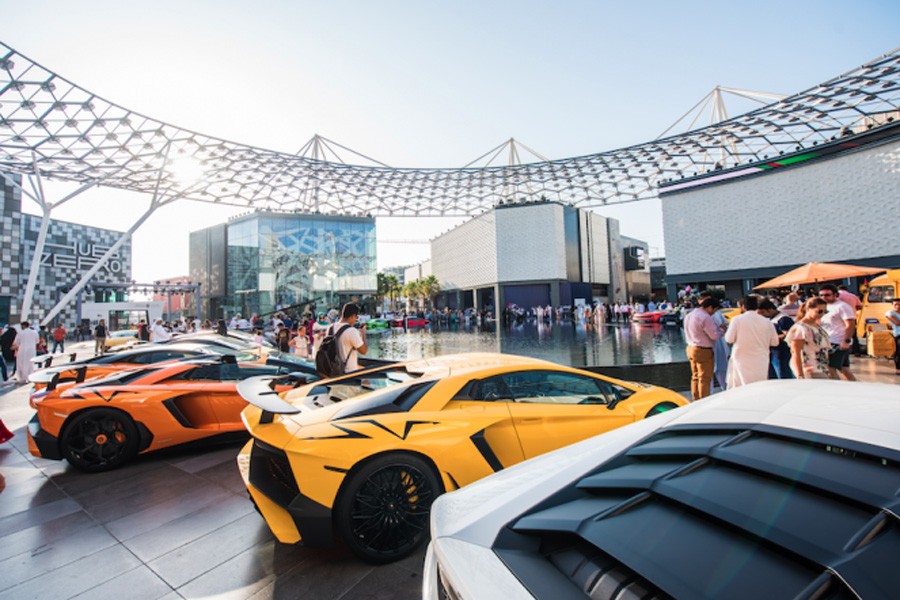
[0,346,896,599]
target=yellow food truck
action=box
[857,269,899,356]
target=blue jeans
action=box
[52,340,65,353]
[770,351,795,379]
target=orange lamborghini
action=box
[29,342,319,391]
[27,356,311,472]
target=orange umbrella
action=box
[754,262,886,290]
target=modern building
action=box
[151,276,201,321]
[429,200,649,314]
[190,210,376,319]
[403,261,432,285]
[382,265,408,284]
[0,173,132,327]
[660,123,900,300]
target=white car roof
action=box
[667,380,900,451]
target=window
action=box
[867,285,895,303]
[171,364,233,381]
[501,371,606,405]
[235,366,281,380]
[450,376,512,402]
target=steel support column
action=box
[39,194,177,327]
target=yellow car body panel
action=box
[857,269,900,338]
[721,308,741,322]
[239,352,686,557]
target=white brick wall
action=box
[496,203,567,282]
[432,211,497,289]
[663,140,900,275]
[580,211,611,284]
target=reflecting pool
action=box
[365,321,687,368]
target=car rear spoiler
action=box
[237,374,307,424]
[28,365,89,391]
[29,370,60,389]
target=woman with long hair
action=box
[785,298,833,379]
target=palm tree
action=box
[376,273,402,312]
[376,273,388,306]
[419,274,441,309]
[402,280,421,311]
[385,274,401,311]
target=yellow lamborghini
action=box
[236,352,686,563]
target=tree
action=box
[402,280,421,311]
[376,272,402,312]
[386,274,401,311]
[419,274,441,309]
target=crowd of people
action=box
[3,284,898,389]
[682,283,894,402]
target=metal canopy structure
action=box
[2,42,899,215]
[1,41,899,324]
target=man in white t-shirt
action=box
[818,284,856,381]
[330,303,368,373]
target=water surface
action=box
[366,321,687,368]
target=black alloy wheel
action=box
[336,453,442,564]
[60,408,139,472]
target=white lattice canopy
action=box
[2,42,898,215]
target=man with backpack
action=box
[315,303,367,377]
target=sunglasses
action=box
[813,309,826,315]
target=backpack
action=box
[315,324,351,377]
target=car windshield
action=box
[308,365,424,402]
[225,329,277,349]
[197,344,258,362]
[266,350,315,368]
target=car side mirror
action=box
[606,390,623,411]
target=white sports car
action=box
[424,380,900,600]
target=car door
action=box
[443,375,525,473]
[201,362,249,428]
[206,364,286,428]
[505,370,634,460]
[158,364,220,431]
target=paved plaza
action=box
[0,343,896,600]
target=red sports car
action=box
[391,317,431,328]
[632,311,666,324]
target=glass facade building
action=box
[219,212,376,317]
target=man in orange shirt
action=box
[51,324,67,354]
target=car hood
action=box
[431,380,900,548]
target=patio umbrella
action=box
[754,262,886,290]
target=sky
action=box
[2,1,899,283]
